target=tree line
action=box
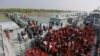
[0,8,71,13]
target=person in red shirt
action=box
[25,50,31,56]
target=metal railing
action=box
[0,26,5,56]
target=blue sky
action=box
[0,0,100,11]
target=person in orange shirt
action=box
[31,23,35,28]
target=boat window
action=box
[55,22,58,25]
[95,19,99,24]
[67,18,72,23]
[49,21,53,25]
[90,14,100,18]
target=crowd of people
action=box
[24,22,96,56]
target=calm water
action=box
[28,16,50,24]
[0,18,11,23]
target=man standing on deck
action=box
[17,33,22,44]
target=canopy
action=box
[0,21,20,30]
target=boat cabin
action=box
[49,15,68,27]
[49,15,79,27]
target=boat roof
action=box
[90,12,100,14]
[51,16,76,20]
[55,17,67,20]
[90,9,100,14]
[0,21,19,30]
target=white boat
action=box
[83,9,100,30]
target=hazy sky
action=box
[0,0,100,12]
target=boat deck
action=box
[9,26,97,56]
[6,15,100,56]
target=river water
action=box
[28,16,50,24]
